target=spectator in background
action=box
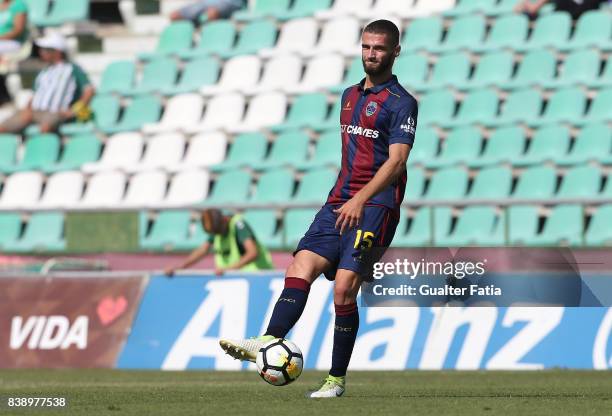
[515,0,607,19]
[170,0,245,22]
[165,208,274,277]
[0,32,95,134]
[0,0,28,104]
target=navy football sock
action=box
[329,303,359,377]
[264,277,310,338]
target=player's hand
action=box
[333,197,365,235]
[164,266,176,277]
[214,267,226,277]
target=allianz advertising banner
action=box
[118,272,612,371]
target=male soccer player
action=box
[219,19,418,398]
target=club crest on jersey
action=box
[365,101,378,117]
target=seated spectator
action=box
[0,0,28,104]
[0,32,95,134]
[170,0,245,22]
[515,0,607,19]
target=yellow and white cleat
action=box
[306,375,346,398]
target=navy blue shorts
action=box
[294,204,398,281]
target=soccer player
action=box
[219,19,418,398]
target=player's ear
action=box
[394,44,401,57]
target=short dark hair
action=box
[363,19,400,47]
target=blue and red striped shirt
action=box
[326,75,418,213]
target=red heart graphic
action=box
[97,296,128,326]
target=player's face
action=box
[361,32,398,76]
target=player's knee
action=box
[286,261,316,283]
[333,283,358,305]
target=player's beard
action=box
[362,54,394,77]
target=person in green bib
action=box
[165,209,274,277]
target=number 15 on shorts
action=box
[354,230,375,250]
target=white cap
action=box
[36,32,68,52]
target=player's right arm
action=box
[164,241,211,277]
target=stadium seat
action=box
[35,0,88,26]
[244,55,302,95]
[503,49,556,90]
[161,170,210,207]
[303,17,360,56]
[210,132,267,172]
[426,126,482,168]
[559,10,612,51]
[82,132,143,173]
[140,210,191,251]
[101,95,162,134]
[589,55,612,88]
[576,88,612,125]
[486,0,521,16]
[271,93,328,132]
[356,0,418,18]
[273,0,332,21]
[404,167,426,202]
[161,56,220,95]
[407,127,439,166]
[421,52,471,90]
[467,166,513,200]
[200,55,261,96]
[506,205,540,245]
[557,123,612,166]
[459,51,514,90]
[122,57,178,96]
[0,171,43,209]
[233,0,290,21]
[138,21,194,60]
[445,0,497,16]
[173,216,210,251]
[514,125,570,166]
[227,92,287,133]
[424,167,469,200]
[260,18,318,57]
[283,208,317,248]
[3,133,59,174]
[38,171,84,209]
[418,89,456,126]
[44,134,101,173]
[542,49,600,89]
[512,166,557,200]
[531,204,583,246]
[468,126,526,167]
[294,131,341,170]
[122,171,168,208]
[401,0,456,18]
[292,168,338,204]
[528,87,586,127]
[167,132,226,172]
[203,170,251,205]
[60,94,122,135]
[315,0,373,19]
[484,89,543,126]
[516,11,572,51]
[556,165,601,199]
[285,54,344,94]
[441,88,499,127]
[126,133,186,173]
[430,15,486,53]
[392,207,452,246]
[585,205,612,246]
[250,168,295,204]
[602,172,612,198]
[472,13,529,52]
[0,213,21,250]
[24,0,50,26]
[400,17,444,53]
[0,134,19,172]
[178,20,235,59]
[7,212,65,252]
[437,206,499,246]
[142,94,204,134]
[242,209,281,249]
[185,93,245,133]
[97,61,135,94]
[219,19,276,59]
[79,171,127,208]
[394,53,429,90]
[312,98,342,132]
[252,130,310,170]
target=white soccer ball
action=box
[256,338,303,386]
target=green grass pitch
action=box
[1,370,611,415]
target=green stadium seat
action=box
[97,61,135,95]
[467,166,513,200]
[233,0,290,21]
[401,17,444,52]
[330,57,362,94]
[530,204,583,246]
[445,0,498,16]
[506,205,540,245]
[0,213,21,250]
[407,127,439,166]
[602,172,612,198]
[250,168,295,204]
[274,0,332,20]
[437,206,498,246]
[295,131,341,170]
[514,125,570,166]
[590,55,612,88]
[421,52,471,91]
[138,21,194,60]
[512,166,557,200]
[3,133,59,173]
[293,168,337,204]
[418,89,456,126]
[7,212,65,252]
[242,209,282,249]
[460,51,514,90]
[426,126,482,168]
[528,87,586,127]
[312,99,342,132]
[219,19,277,59]
[404,167,425,202]
[204,170,252,205]
[473,14,529,52]
[560,10,612,51]
[60,94,122,135]
[442,88,499,127]
[140,210,190,251]
[44,134,101,173]
[0,134,19,172]
[35,0,88,26]
[424,167,469,200]
[431,15,486,53]
[252,131,309,170]
[284,208,317,248]
[585,205,612,246]
[576,88,612,125]
[542,49,600,88]
[556,164,601,199]
[468,126,526,168]
[392,207,452,247]
[161,56,220,95]
[173,217,211,251]
[179,20,236,59]
[271,93,328,132]
[557,123,612,166]
[517,11,572,51]
[25,0,50,26]
[101,95,162,134]
[487,0,521,16]
[503,49,557,90]
[122,57,178,96]
[484,89,543,126]
[394,53,429,90]
[210,132,268,172]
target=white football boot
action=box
[306,375,346,398]
[219,335,276,362]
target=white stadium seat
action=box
[184,93,245,133]
[142,94,204,134]
[82,133,144,173]
[161,169,210,207]
[200,55,261,96]
[38,171,85,209]
[0,171,44,210]
[284,54,345,94]
[356,0,418,18]
[402,0,456,18]
[122,170,168,208]
[244,55,302,95]
[315,0,374,20]
[259,18,318,58]
[302,17,360,57]
[126,133,186,173]
[168,131,227,171]
[227,92,287,133]
[79,171,127,208]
